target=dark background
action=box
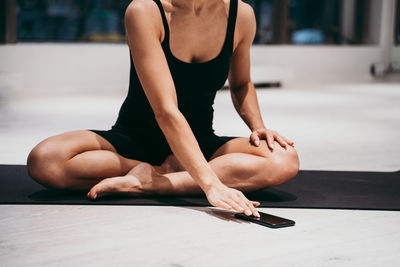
[1,0,399,44]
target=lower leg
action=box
[88,152,295,198]
[62,150,142,190]
[63,151,181,190]
[162,153,277,194]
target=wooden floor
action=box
[1,83,400,266]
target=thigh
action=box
[210,137,297,160]
[28,130,145,189]
[28,130,121,178]
[31,130,118,162]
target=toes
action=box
[87,183,101,200]
[87,188,98,200]
[86,175,142,200]
[87,178,115,199]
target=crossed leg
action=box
[27,130,300,197]
[86,136,299,198]
[27,130,142,191]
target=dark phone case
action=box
[234,212,295,228]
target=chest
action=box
[168,15,228,64]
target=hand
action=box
[204,183,260,217]
[250,127,294,151]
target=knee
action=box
[268,146,300,186]
[27,141,67,189]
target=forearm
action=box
[231,82,266,131]
[155,109,222,191]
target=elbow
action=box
[229,80,252,92]
[154,106,181,125]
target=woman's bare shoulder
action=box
[125,0,159,17]
[124,0,163,40]
[235,0,256,44]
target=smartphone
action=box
[234,211,295,228]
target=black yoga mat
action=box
[1,164,399,211]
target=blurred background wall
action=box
[0,0,399,98]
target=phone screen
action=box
[234,211,295,228]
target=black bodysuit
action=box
[90,0,238,165]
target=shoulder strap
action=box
[226,0,238,53]
[153,0,170,42]
[152,0,237,52]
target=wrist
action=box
[201,178,224,193]
[198,173,224,193]
[190,163,222,191]
[251,125,266,132]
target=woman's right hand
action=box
[204,182,260,217]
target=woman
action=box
[27,0,299,217]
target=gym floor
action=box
[1,82,400,266]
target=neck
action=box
[171,0,217,14]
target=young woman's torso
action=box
[114,0,239,139]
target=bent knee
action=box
[286,146,300,177]
[27,141,67,189]
[268,146,300,186]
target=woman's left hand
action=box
[250,128,294,151]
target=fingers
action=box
[225,199,245,213]
[217,200,232,210]
[252,128,295,150]
[206,185,260,217]
[245,199,260,217]
[270,132,294,149]
[235,193,260,217]
[223,198,260,216]
[250,132,260,146]
[275,135,287,148]
[282,135,295,147]
[266,132,275,151]
[215,192,260,217]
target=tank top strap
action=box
[152,0,237,54]
[153,0,170,44]
[225,0,238,54]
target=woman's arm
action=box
[228,2,294,150]
[124,1,259,216]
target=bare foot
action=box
[87,162,173,199]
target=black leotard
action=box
[90,0,238,165]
